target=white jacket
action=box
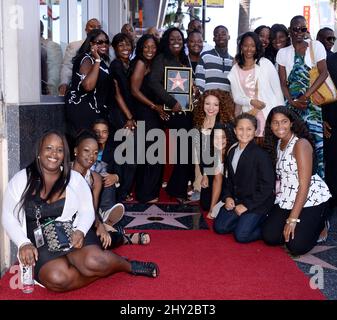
[1,169,95,249]
[228,57,285,119]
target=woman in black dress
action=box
[130,34,169,203]
[109,33,137,202]
[149,27,193,203]
[65,29,111,141]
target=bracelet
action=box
[127,118,133,121]
[286,218,300,224]
[95,59,101,63]
[150,103,156,109]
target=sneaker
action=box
[101,203,125,227]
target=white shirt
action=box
[1,169,95,249]
[228,57,285,119]
[275,136,331,209]
[276,40,326,77]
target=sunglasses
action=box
[291,27,308,33]
[327,36,336,43]
[93,40,109,45]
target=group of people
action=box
[2,15,336,293]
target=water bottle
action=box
[20,264,34,293]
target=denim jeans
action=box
[214,207,266,243]
[99,185,117,211]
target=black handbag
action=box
[42,219,73,252]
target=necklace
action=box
[279,134,295,151]
[214,48,227,72]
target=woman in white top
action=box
[262,107,331,255]
[276,15,328,179]
[1,130,159,292]
[228,32,284,140]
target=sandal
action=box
[125,194,134,202]
[123,232,151,245]
[130,260,159,278]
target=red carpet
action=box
[0,229,325,300]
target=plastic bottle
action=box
[21,264,34,293]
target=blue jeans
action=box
[214,208,266,243]
[99,185,117,211]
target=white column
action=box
[108,0,128,37]
[87,0,101,21]
[0,0,12,275]
[2,0,40,104]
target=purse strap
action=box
[309,41,316,67]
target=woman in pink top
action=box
[228,32,284,141]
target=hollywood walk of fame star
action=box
[168,71,188,91]
[293,245,337,271]
[124,204,200,229]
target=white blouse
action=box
[275,136,331,209]
[276,40,326,77]
[228,57,285,119]
[1,169,95,249]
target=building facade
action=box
[0,0,168,276]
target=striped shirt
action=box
[195,49,233,93]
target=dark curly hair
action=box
[265,24,290,64]
[235,31,263,68]
[129,34,158,73]
[158,27,189,66]
[264,106,315,167]
[111,32,133,52]
[193,89,235,129]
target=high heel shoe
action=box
[317,220,330,243]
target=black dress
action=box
[149,53,193,199]
[108,59,137,201]
[65,54,111,139]
[24,194,100,281]
[134,72,164,202]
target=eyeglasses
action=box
[291,27,308,33]
[327,36,336,43]
[93,40,109,45]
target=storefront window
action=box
[39,0,83,96]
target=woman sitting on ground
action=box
[193,89,234,218]
[214,113,275,243]
[1,130,158,292]
[262,106,331,255]
[73,130,151,246]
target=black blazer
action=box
[223,141,275,215]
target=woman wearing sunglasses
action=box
[65,29,111,144]
[276,15,328,180]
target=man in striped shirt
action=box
[195,25,233,93]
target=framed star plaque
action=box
[164,66,193,111]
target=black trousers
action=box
[324,127,337,208]
[109,107,137,201]
[165,112,193,199]
[262,202,328,256]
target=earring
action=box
[60,165,64,172]
[74,152,77,156]
[37,155,40,159]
